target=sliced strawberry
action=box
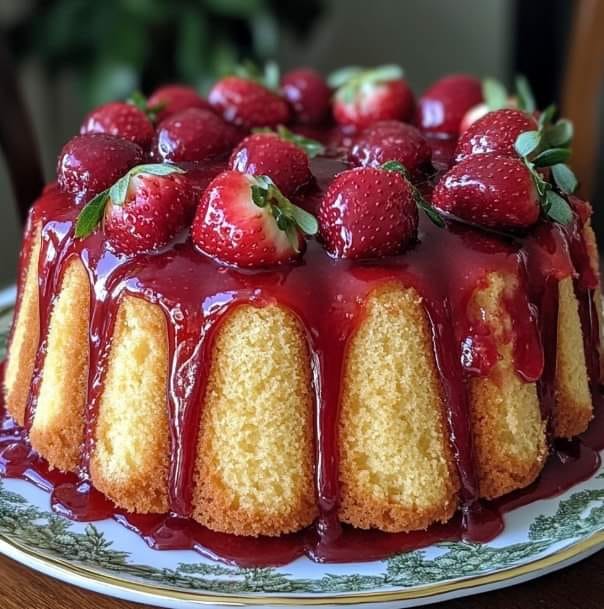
[432,154,540,228]
[208,76,290,129]
[74,164,193,254]
[81,101,154,149]
[229,128,318,196]
[192,171,318,267]
[455,109,538,162]
[281,68,331,125]
[317,165,422,259]
[330,65,414,130]
[57,134,143,203]
[147,84,212,122]
[150,108,240,163]
[349,120,431,175]
[418,74,482,135]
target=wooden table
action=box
[0,549,601,609]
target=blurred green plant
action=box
[5,0,323,109]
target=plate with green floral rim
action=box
[0,302,602,609]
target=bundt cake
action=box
[1,66,602,565]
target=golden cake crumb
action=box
[469,273,546,499]
[553,276,592,437]
[5,224,41,425]
[90,295,170,513]
[192,304,317,536]
[338,283,459,532]
[30,257,90,471]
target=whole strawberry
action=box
[455,108,538,162]
[192,171,318,267]
[330,65,414,130]
[318,166,419,259]
[459,75,536,133]
[281,68,331,125]
[74,164,194,254]
[349,121,431,175]
[151,108,240,163]
[147,84,212,122]
[229,129,318,196]
[208,76,290,129]
[57,134,143,203]
[80,101,154,149]
[432,154,540,229]
[419,74,482,135]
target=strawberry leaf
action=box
[545,190,573,224]
[130,163,186,177]
[544,119,573,147]
[332,65,404,105]
[514,130,542,158]
[290,205,319,235]
[274,125,325,158]
[234,60,280,90]
[538,104,557,129]
[108,175,130,207]
[482,78,508,111]
[251,185,268,207]
[532,147,572,167]
[515,75,536,113]
[251,175,318,238]
[381,160,444,228]
[75,190,110,238]
[381,160,411,179]
[284,223,300,252]
[127,90,148,112]
[364,64,404,84]
[551,163,578,194]
[327,66,364,89]
[126,90,165,122]
[417,199,445,228]
[263,61,280,90]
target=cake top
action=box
[50,64,579,268]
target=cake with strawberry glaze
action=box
[2,65,603,564]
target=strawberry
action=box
[147,84,212,122]
[57,134,143,204]
[459,102,493,134]
[74,164,194,254]
[150,108,240,163]
[455,108,538,163]
[229,127,320,196]
[317,166,421,259]
[460,75,536,132]
[418,74,482,135]
[329,65,414,130]
[349,120,431,175]
[80,102,154,149]
[192,171,318,267]
[208,76,290,129]
[432,154,540,228]
[281,68,331,125]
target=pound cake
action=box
[2,66,602,563]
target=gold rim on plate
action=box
[0,529,602,606]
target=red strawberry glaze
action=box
[0,154,602,567]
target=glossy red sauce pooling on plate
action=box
[0,141,602,567]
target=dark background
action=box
[0,0,601,283]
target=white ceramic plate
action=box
[0,303,603,608]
